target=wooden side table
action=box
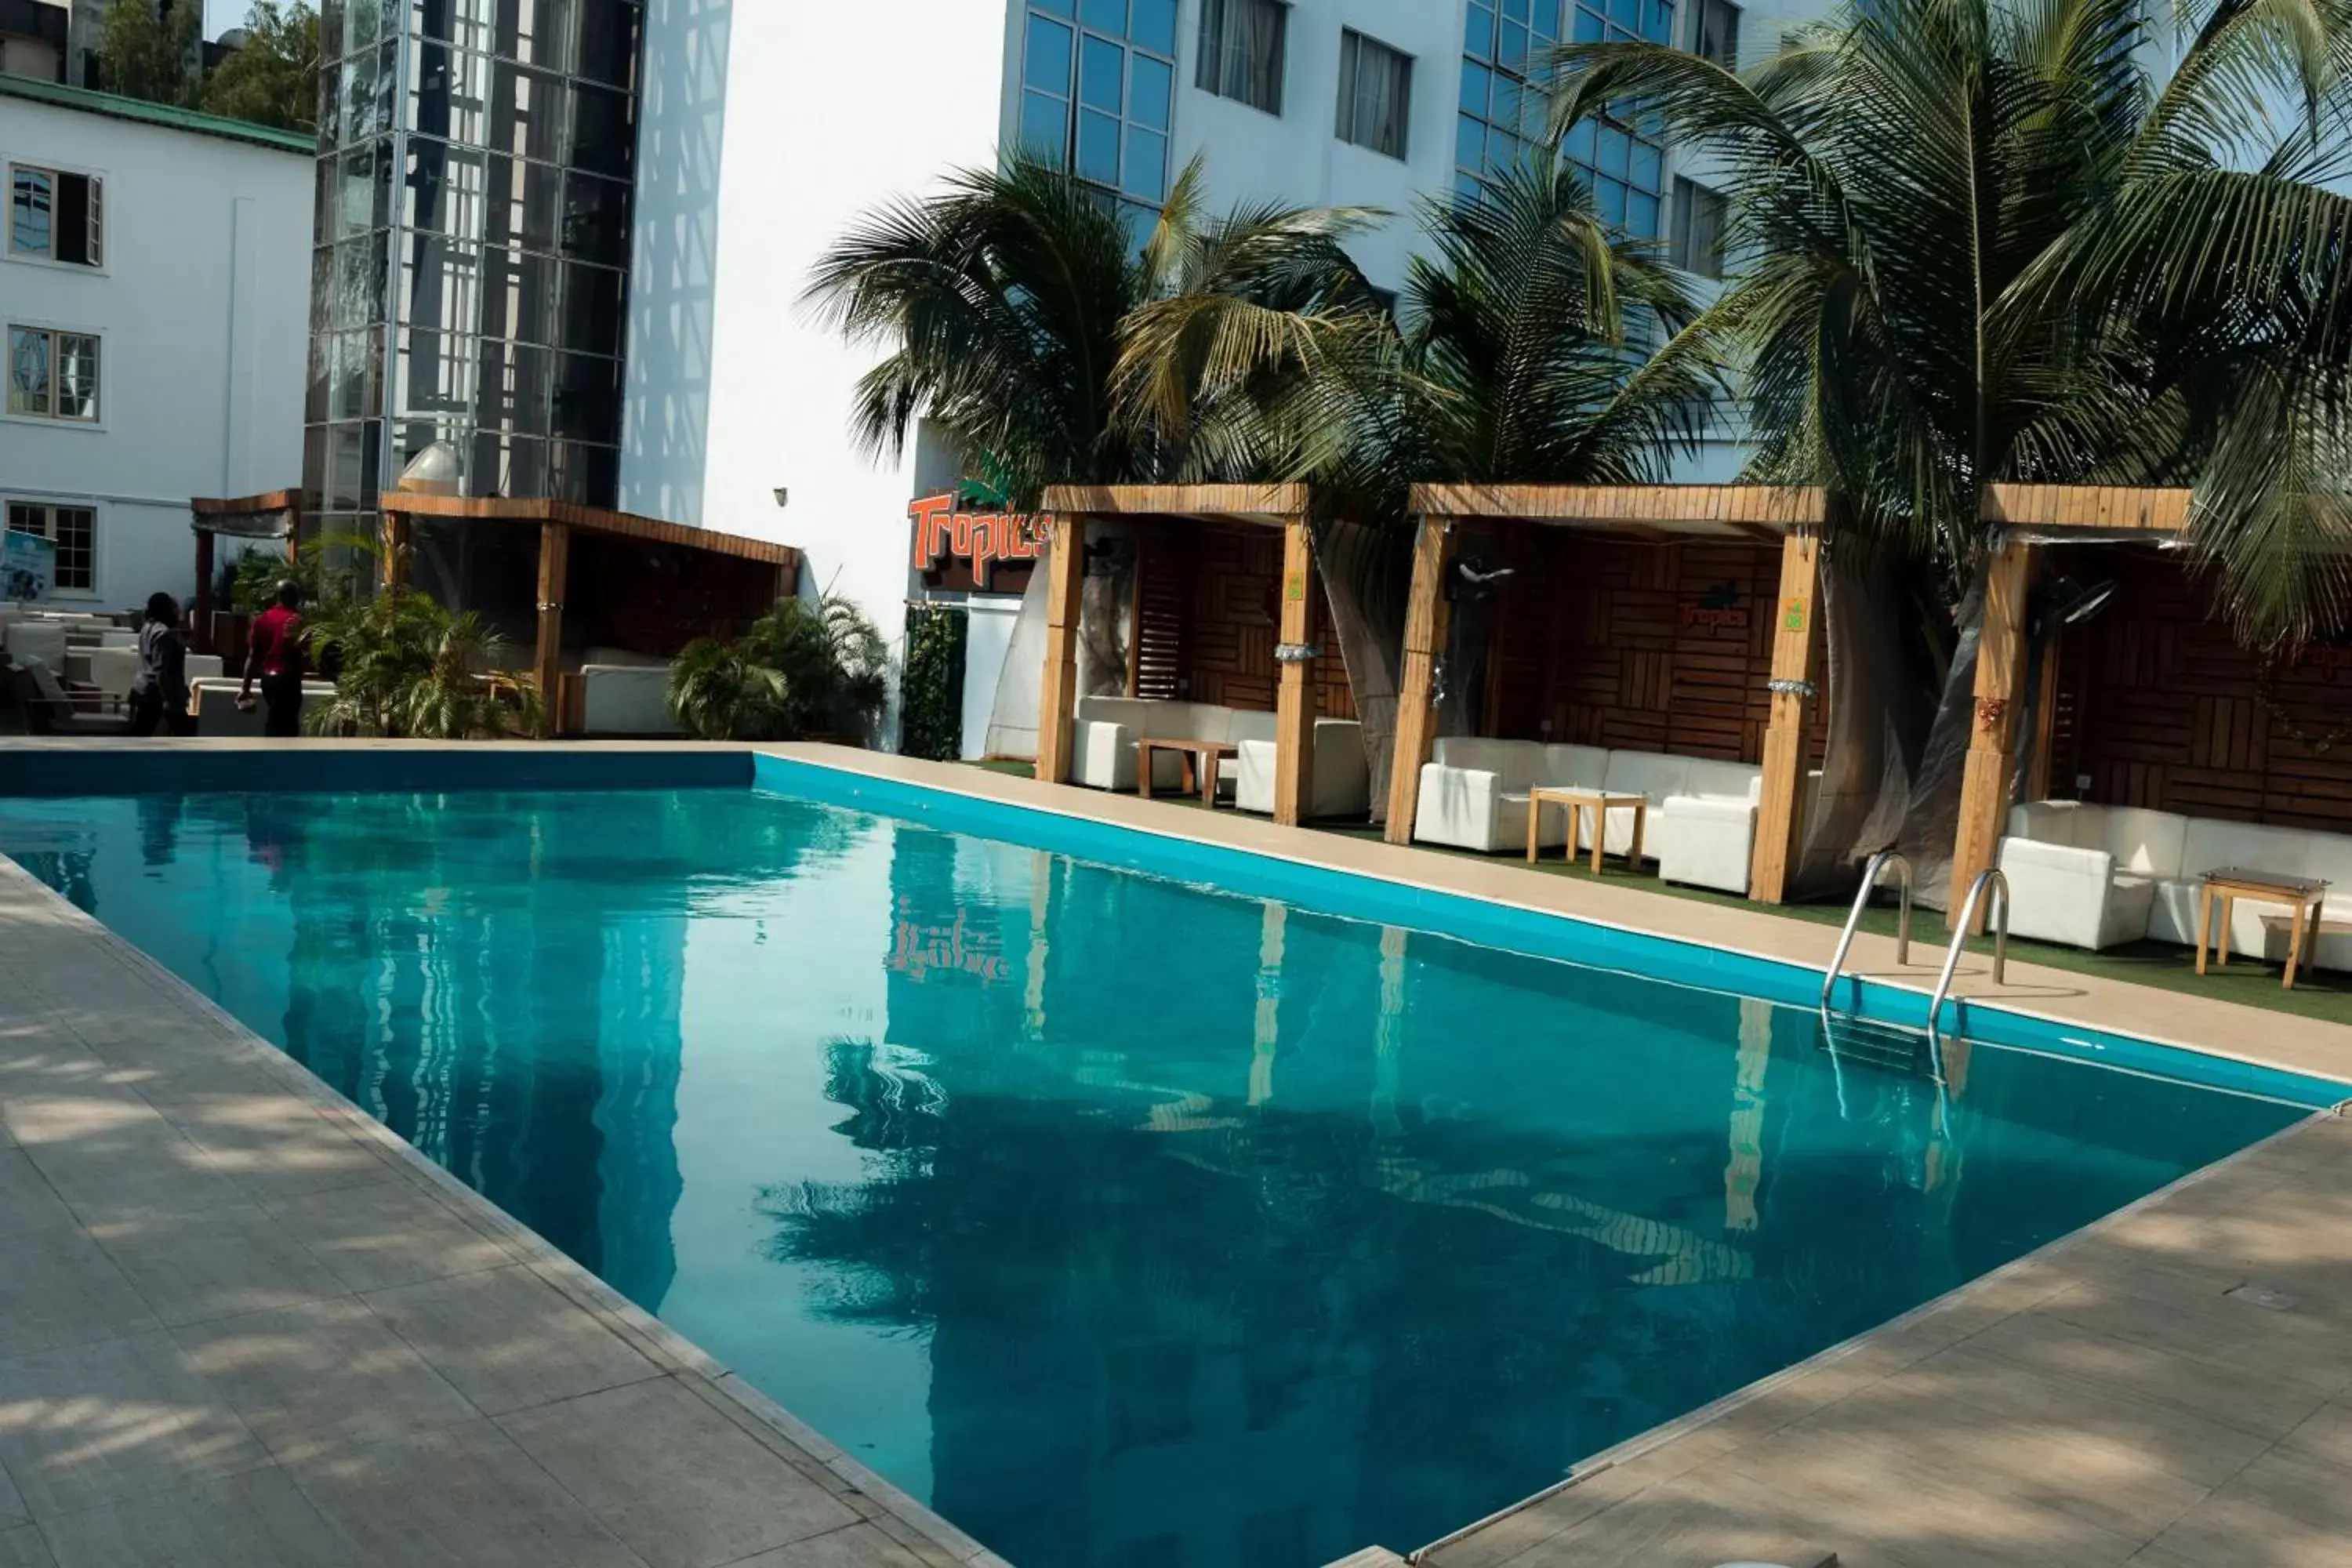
[1527,786,1646,873]
[2197,867,2329,989]
[1137,737,1240,808]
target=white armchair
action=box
[1236,718,1370,819]
[1998,801,2180,950]
[579,665,682,735]
[1069,697,1276,794]
[1653,759,1766,891]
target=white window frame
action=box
[2,496,100,597]
[1334,28,1413,161]
[5,160,107,273]
[5,321,103,428]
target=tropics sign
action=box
[908,492,1047,592]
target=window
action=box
[1018,5,1177,205]
[1697,0,1741,67]
[1336,30,1412,159]
[1197,0,1287,115]
[1671,177,1728,278]
[6,327,100,423]
[1461,0,1669,236]
[8,165,103,267]
[5,502,95,592]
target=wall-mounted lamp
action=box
[772,488,789,508]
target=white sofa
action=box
[85,646,224,702]
[2001,800,2352,964]
[1411,737,1611,853]
[579,664,682,735]
[190,677,339,735]
[3,621,67,675]
[1068,695,1276,794]
[1235,717,1370,819]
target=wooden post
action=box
[1749,528,1822,903]
[1272,517,1318,827]
[1033,515,1088,784]
[1948,534,2036,929]
[1383,516,1455,844]
[192,528,216,652]
[534,521,570,739]
[380,507,411,591]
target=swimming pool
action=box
[0,760,2328,1568]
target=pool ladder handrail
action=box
[1819,850,1914,1011]
[1926,867,2010,1038]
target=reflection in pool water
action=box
[0,788,2304,1568]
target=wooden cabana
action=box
[1954,485,2194,923]
[188,489,302,655]
[377,492,800,735]
[1387,483,1830,902]
[1035,484,1327,826]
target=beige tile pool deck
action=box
[4,738,2352,1568]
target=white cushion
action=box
[3,622,67,673]
[2180,816,2314,880]
[1654,793,1757,893]
[2096,808,2189,877]
[1431,736,1542,790]
[1597,751,1692,857]
[1225,708,1279,746]
[1681,757,1763,804]
[1537,743,1609,788]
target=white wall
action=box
[1171,0,1467,289]
[0,90,308,612]
[622,0,1021,746]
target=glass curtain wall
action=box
[1457,0,1671,238]
[1017,0,1177,234]
[307,0,644,550]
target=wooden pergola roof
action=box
[1409,483,1827,541]
[381,492,800,568]
[1979,485,2192,534]
[191,489,300,538]
[1041,484,1308,529]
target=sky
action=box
[202,0,249,38]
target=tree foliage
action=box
[200,2,321,133]
[302,590,538,739]
[96,0,201,107]
[1548,0,2352,641]
[667,595,891,743]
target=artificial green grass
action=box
[964,760,2352,1025]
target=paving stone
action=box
[90,1208,346,1329]
[282,1420,646,1567]
[263,1178,513,1294]
[731,1523,938,1568]
[360,1265,659,1417]
[34,1468,354,1568]
[498,1379,860,1568]
[0,1331,270,1521]
[170,1300,477,1463]
[0,1523,55,1568]
[0,1229,158,1362]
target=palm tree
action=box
[1546,0,2352,642]
[804,154,1380,507]
[666,595,891,742]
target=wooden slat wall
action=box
[1179,521,1356,718]
[2060,545,2352,830]
[1487,528,1808,763]
[1134,531,1191,700]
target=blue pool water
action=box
[0,782,2312,1568]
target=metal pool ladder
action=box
[1926,867,2009,1039]
[1819,850,1914,1011]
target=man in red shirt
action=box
[240,583,307,738]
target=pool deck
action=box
[0,844,1006,1568]
[4,737,2352,1568]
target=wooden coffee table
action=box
[2197,867,2330,989]
[1527,786,1646,873]
[1137,737,1239,808]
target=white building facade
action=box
[1,74,309,612]
[615,0,1811,750]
